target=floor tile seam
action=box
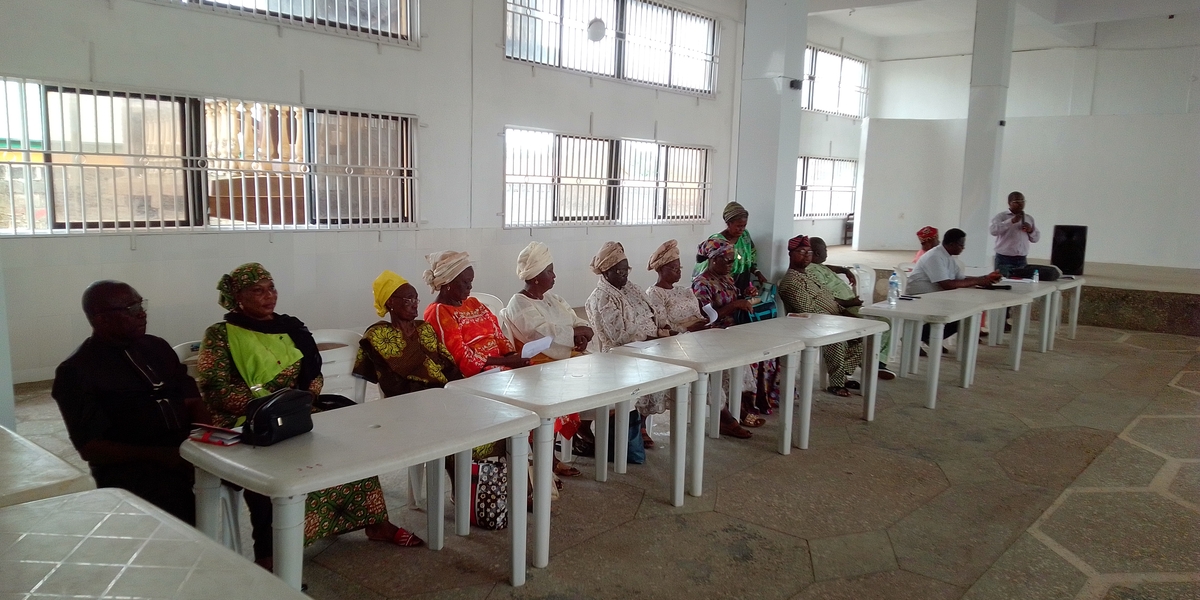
[708,505,820,546]
[1026,525,1100,579]
[1082,571,1200,585]
[1147,460,1184,492]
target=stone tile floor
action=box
[12,325,1200,599]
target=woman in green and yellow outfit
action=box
[197,263,421,570]
[693,201,768,297]
[353,270,463,398]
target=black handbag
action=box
[240,388,314,446]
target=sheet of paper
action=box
[520,335,554,359]
[702,303,718,324]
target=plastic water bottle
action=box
[1032,269,1040,283]
[888,271,900,306]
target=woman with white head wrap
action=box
[422,250,528,377]
[501,241,594,362]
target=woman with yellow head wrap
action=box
[353,270,463,398]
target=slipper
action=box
[554,462,582,477]
[371,527,424,547]
[641,431,655,449]
[844,380,861,390]
[826,386,851,397]
[740,414,766,428]
[719,422,753,439]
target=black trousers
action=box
[921,321,960,344]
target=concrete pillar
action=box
[959,0,1016,269]
[0,269,15,429]
[733,0,807,280]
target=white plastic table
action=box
[861,289,1029,409]
[0,488,308,599]
[984,280,1060,354]
[445,353,696,569]
[733,315,889,450]
[0,425,93,508]
[1051,276,1086,348]
[609,329,804,493]
[181,389,539,590]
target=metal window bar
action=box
[0,75,417,235]
[794,156,857,219]
[504,127,708,228]
[133,0,417,46]
[504,0,718,95]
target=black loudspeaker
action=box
[1051,225,1087,276]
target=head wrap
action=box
[589,242,627,275]
[372,270,409,317]
[722,201,749,223]
[217,262,272,311]
[787,235,811,251]
[516,242,554,281]
[422,251,471,293]
[698,238,735,260]
[917,226,939,242]
[647,240,680,271]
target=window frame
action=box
[794,156,857,220]
[133,0,420,48]
[504,0,721,96]
[800,45,868,119]
[503,126,710,229]
[0,76,420,235]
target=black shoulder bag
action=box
[240,388,314,446]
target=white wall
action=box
[859,16,1200,264]
[0,0,748,383]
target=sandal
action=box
[719,422,753,439]
[641,429,655,449]
[740,413,766,428]
[371,527,424,547]
[844,380,861,390]
[553,462,582,477]
[826,386,851,397]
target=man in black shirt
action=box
[52,280,201,524]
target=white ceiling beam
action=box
[808,0,914,14]
[1054,0,1200,25]
[1016,0,1096,46]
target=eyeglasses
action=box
[397,296,420,305]
[98,299,148,316]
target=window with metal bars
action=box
[0,76,417,234]
[139,0,416,44]
[505,0,719,94]
[800,46,868,118]
[795,157,856,219]
[504,127,708,228]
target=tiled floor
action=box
[12,325,1200,599]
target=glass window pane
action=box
[669,11,716,91]
[505,128,557,227]
[312,111,408,223]
[561,0,617,76]
[663,146,706,219]
[623,0,672,86]
[506,0,561,65]
[811,51,841,113]
[555,135,610,220]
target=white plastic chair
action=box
[312,329,362,400]
[895,262,915,295]
[849,264,875,304]
[172,340,202,379]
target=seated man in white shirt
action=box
[906,228,1001,346]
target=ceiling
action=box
[808,0,1200,38]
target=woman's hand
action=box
[754,270,768,284]
[730,299,754,312]
[572,326,594,352]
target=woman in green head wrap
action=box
[694,201,767,296]
[198,262,423,570]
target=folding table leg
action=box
[925,323,945,409]
[987,309,1002,346]
[1039,294,1053,352]
[862,333,881,421]
[1069,286,1081,339]
[670,384,689,507]
[707,371,721,439]
[778,352,798,455]
[425,456,446,550]
[192,468,222,542]
[507,432,528,586]
[532,419,553,568]
[794,347,818,450]
[454,449,471,536]
[727,365,743,424]
[614,400,631,474]
[1048,290,1061,351]
[1010,303,1029,371]
[688,375,709,497]
[899,319,913,378]
[595,405,610,483]
[272,494,306,591]
[959,314,978,388]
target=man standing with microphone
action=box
[989,191,1040,276]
